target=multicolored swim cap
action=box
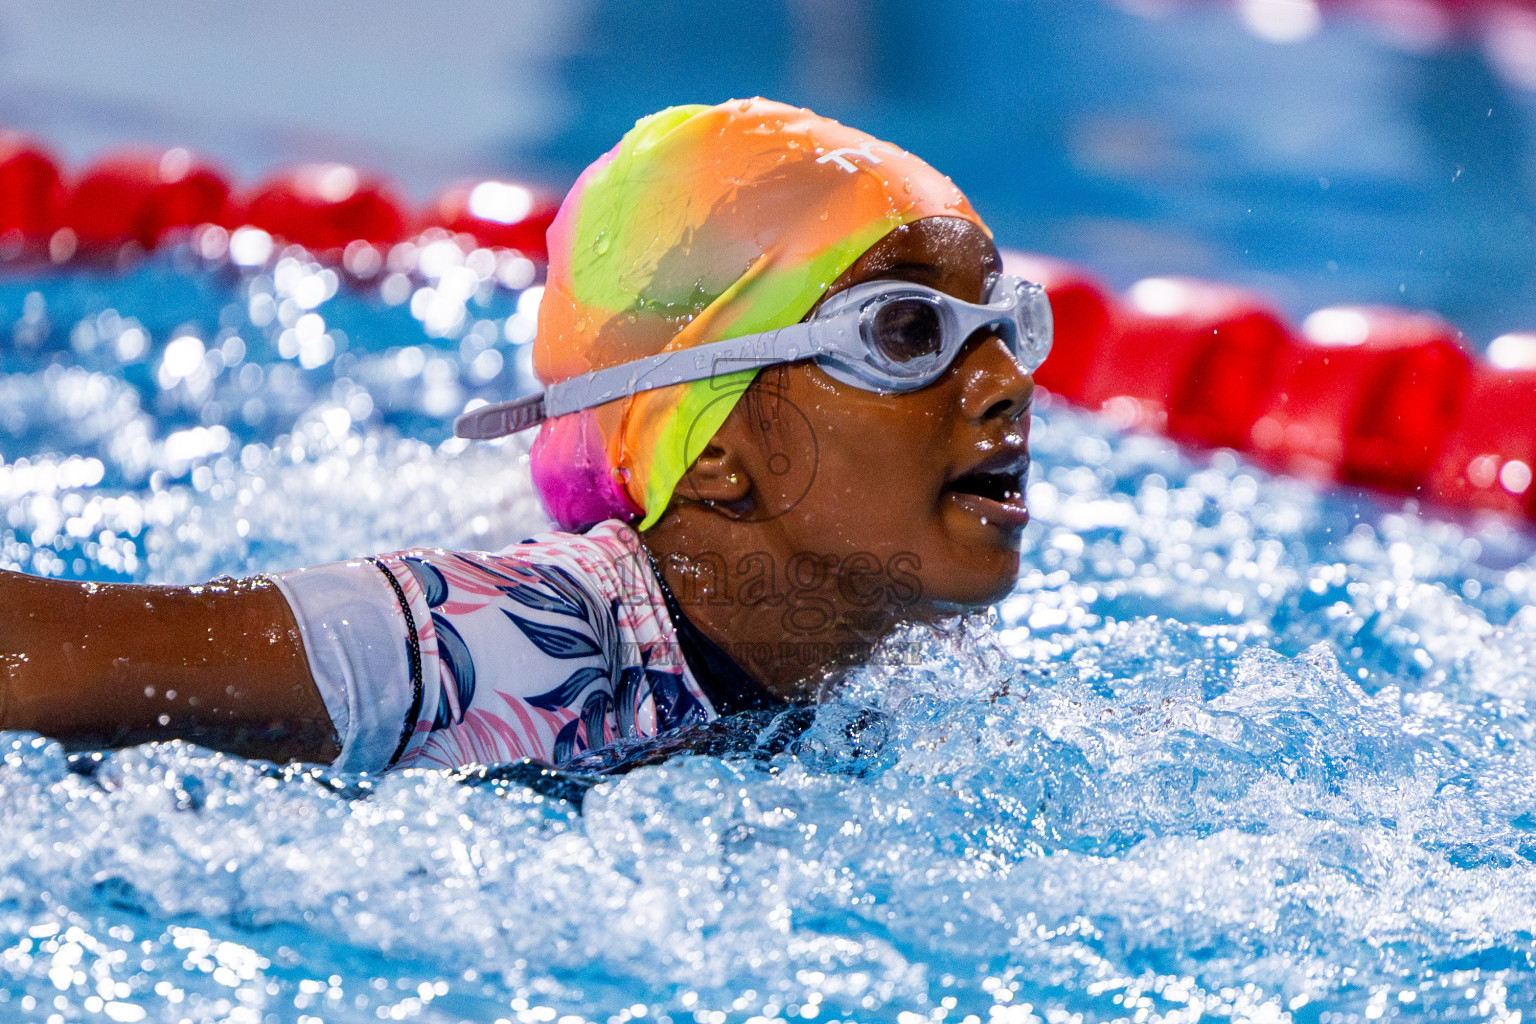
[530,97,986,531]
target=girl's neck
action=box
[640,515,917,700]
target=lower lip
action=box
[946,490,1030,530]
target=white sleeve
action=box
[270,559,423,773]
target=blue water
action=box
[0,230,1534,1024]
[9,1,1536,346]
[535,0,1536,347]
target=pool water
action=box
[2,236,1536,1024]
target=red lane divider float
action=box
[1008,248,1536,519]
[64,148,231,256]
[1429,333,1536,517]
[0,125,1531,525]
[1259,305,1468,491]
[0,131,559,264]
[431,180,559,262]
[243,163,408,254]
[0,131,62,243]
[1106,276,1289,451]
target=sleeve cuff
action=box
[270,559,420,773]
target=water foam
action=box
[0,245,1534,1022]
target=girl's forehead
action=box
[835,217,1000,300]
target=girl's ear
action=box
[677,441,753,506]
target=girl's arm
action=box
[0,570,339,763]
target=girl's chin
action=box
[918,546,1022,609]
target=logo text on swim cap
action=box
[816,141,892,173]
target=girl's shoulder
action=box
[497,518,653,590]
[398,518,663,631]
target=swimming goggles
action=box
[454,273,1053,439]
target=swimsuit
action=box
[272,520,774,773]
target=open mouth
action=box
[946,467,1026,504]
[943,451,1030,528]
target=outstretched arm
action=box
[0,570,339,763]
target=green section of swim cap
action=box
[637,368,760,532]
[635,215,905,530]
[568,104,710,314]
[717,217,899,338]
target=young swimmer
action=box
[0,99,1047,772]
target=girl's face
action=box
[726,215,1035,613]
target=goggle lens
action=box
[869,297,943,363]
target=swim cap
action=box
[530,98,985,531]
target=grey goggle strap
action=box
[452,320,823,439]
[452,275,1050,440]
[453,391,549,439]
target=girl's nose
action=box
[957,332,1035,423]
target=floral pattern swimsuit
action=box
[273,520,724,773]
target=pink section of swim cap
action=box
[530,411,643,531]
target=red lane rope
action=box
[1,131,1533,524]
[0,133,560,263]
[1009,253,1536,522]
